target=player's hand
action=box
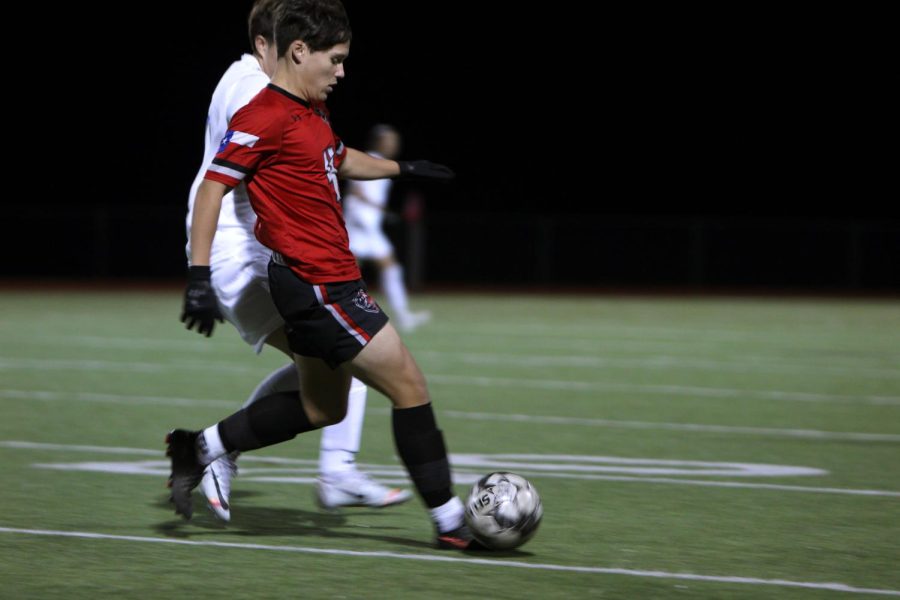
[181,266,223,337]
[397,160,455,182]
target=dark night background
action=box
[5,3,897,289]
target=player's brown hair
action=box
[249,0,280,49]
[274,0,352,55]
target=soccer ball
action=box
[464,472,543,550]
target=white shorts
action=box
[347,224,393,260]
[208,229,284,353]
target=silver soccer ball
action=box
[464,472,543,550]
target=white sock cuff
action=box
[201,424,227,463]
[430,496,465,533]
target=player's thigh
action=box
[211,233,284,353]
[263,327,292,357]
[344,322,429,409]
[295,354,352,426]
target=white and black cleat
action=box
[315,470,412,510]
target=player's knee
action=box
[390,365,430,408]
[306,402,348,428]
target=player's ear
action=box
[254,35,268,57]
[291,41,307,65]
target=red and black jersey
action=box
[204,84,360,283]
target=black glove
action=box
[181,266,223,337]
[397,160,455,182]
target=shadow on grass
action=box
[152,492,431,550]
[151,492,534,557]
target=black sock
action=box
[218,390,318,452]
[393,403,453,508]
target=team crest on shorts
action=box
[353,289,380,313]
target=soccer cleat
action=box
[200,452,239,522]
[435,524,488,551]
[315,470,413,510]
[165,429,205,519]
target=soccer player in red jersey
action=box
[169,0,478,549]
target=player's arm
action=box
[339,147,400,180]
[190,179,231,267]
[339,147,455,182]
[182,179,231,336]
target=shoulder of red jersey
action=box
[204,89,290,188]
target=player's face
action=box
[307,42,350,102]
[377,131,401,159]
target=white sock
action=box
[319,378,367,476]
[243,363,298,408]
[198,425,226,465]
[430,496,465,534]
[381,264,410,317]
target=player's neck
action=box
[270,75,309,103]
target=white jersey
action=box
[186,54,269,249]
[185,54,281,352]
[342,152,393,231]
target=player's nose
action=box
[336,64,345,79]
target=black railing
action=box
[5,205,899,290]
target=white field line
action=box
[0,389,234,408]
[5,441,900,498]
[425,319,900,345]
[0,527,897,596]
[415,351,900,380]
[437,410,900,443]
[7,336,900,378]
[0,441,317,465]
[5,389,899,443]
[2,356,899,405]
[423,326,900,358]
[0,357,265,376]
[19,324,900,347]
[426,374,900,406]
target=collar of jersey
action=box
[267,83,311,109]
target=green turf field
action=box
[1,290,898,598]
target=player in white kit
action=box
[183,0,410,520]
[343,125,431,331]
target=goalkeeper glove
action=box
[180,266,223,337]
[397,160,455,182]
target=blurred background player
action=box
[182,0,410,520]
[343,125,431,332]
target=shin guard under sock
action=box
[218,391,318,452]
[392,403,453,508]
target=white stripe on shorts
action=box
[323,304,367,345]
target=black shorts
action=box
[268,260,389,368]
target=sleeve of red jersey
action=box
[333,132,347,169]
[204,104,282,188]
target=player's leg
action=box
[375,252,430,332]
[316,377,412,509]
[198,330,295,521]
[168,359,345,519]
[342,323,474,548]
[193,240,295,520]
[198,236,408,518]
[350,222,429,332]
[245,327,410,509]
